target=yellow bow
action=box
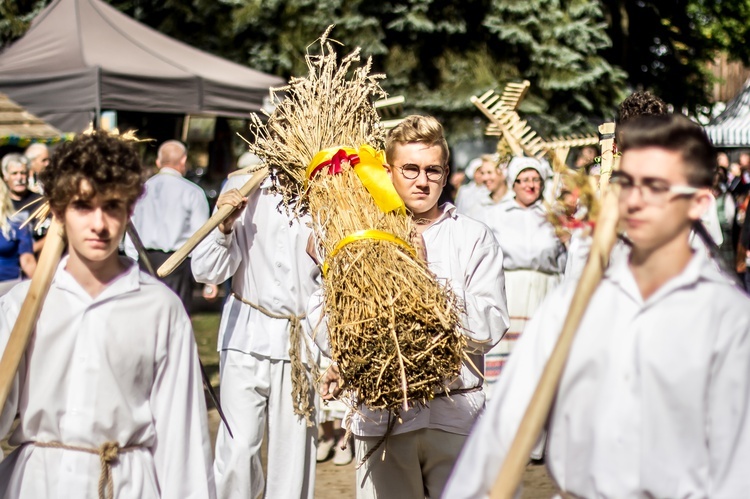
[306,145,406,214]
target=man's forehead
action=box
[74,179,125,201]
[620,147,687,177]
[6,164,27,173]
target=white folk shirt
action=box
[125,167,209,258]
[191,177,320,360]
[477,197,566,273]
[455,182,490,216]
[445,249,750,498]
[309,203,509,437]
[0,258,215,498]
[464,190,514,221]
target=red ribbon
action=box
[308,149,361,178]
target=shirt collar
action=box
[606,245,736,306]
[158,166,183,178]
[498,196,544,212]
[53,255,142,303]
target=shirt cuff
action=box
[213,228,234,247]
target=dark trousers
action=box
[141,249,194,315]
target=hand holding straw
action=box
[0,217,66,410]
[489,123,620,498]
[158,166,268,277]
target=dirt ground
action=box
[206,408,557,499]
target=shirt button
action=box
[275,281,281,286]
[275,262,282,268]
[273,299,280,305]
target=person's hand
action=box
[410,230,427,262]
[217,189,247,234]
[320,363,343,400]
[558,229,572,247]
[306,233,320,265]
[202,284,219,301]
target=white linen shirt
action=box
[125,167,209,258]
[477,197,566,273]
[464,190,514,222]
[0,258,215,498]
[191,176,320,360]
[309,203,509,437]
[445,248,750,498]
[455,182,490,216]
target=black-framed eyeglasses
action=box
[609,171,699,205]
[398,164,445,182]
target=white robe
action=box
[476,197,565,397]
[191,178,320,499]
[191,179,320,361]
[0,258,215,499]
[445,249,750,498]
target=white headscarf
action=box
[506,156,552,187]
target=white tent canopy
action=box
[0,0,283,133]
[705,79,750,148]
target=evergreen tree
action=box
[0,0,46,47]
[5,0,750,138]
[601,0,750,118]
[481,0,626,134]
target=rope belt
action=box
[231,290,318,426]
[32,441,141,499]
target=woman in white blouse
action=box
[477,156,566,399]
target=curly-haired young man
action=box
[0,131,215,498]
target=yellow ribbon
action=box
[306,145,406,214]
[322,229,416,276]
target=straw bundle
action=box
[245,28,464,411]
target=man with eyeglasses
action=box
[445,114,750,498]
[317,115,508,499]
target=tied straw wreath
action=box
[245,27,465,412]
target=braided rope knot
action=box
[32,440,139,499]
[98,441,121,499]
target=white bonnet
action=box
[465,157,484,181]
[506,156,551,187]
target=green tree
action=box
[0,0,46,47]
[7,1,749,138]
[601,0,750,118]
[222,0,625,137]
[481,0,626,133]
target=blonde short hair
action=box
[385,115,449,166]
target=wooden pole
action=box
[0,217,66,409]
[157,166,269,278]
[489,123,620,499]
[126,222,155,276]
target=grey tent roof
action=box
[0,0,283,133]
[705,79,750,147]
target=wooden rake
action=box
[471,83,546,160]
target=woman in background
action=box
[477,156,566,401]
[0,178,35,295]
